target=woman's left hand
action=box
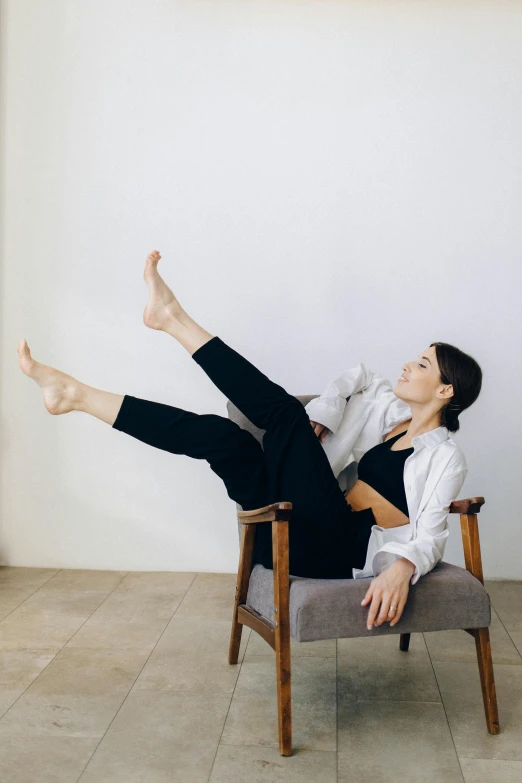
[361,560,414,629]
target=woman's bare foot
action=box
[143,250,187,331]
[17,339,83,415]
[142,249,216,354]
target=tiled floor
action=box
[0,567,520,782]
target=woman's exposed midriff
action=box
[345,479,410,529]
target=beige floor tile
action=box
[0,570,129,649]
[245,632,336,658]
[0,648,59,688]
[337,633,441,702]
[0,567,60,588]
[35,569,128,593]
[26,646,152,695]
[0,649,58,717]
[509,630,522,657]
[64,571,196,650]
[209,744,337,782]
[155,616,249,658]
[111,570,196,599]
[338,700,462,782]
[77,690,231,782]
[0,690,28,718]
[484,580,522,634]
[0,586,49,620]
[65,614,170,651]
[0,604,96,652]
[174,573,238,622]
[423,608,522,665]
[220,655,337,751]
[17,589,120,616]
[133,618,250,694]
[460,757,522,782]
[0,734,99,783]
[0,570,121,621]
[82,591,188,622]
[433,659,522,760]
[133,650,243,696]
[77,570,197,622]
[0,691,129,737]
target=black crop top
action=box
[356,431,414,518]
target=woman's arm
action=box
[304,362,378,435]
[370,465,468,585]
[346,481,411,527]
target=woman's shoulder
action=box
[437,434,468,473]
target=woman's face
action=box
[393,345,451,407]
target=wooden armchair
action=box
[227,396,500,757]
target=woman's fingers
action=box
[309,421,331,443]
[364,588,401,629]
[362,575,410,630]
[375,593,395,626]
[311,421,324,437]
[376,591,407,627]
[361,584,381,630]
[389,595,408,626]
[366,591,383,630]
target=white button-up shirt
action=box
[304,362,468,585]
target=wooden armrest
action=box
[447,496,486,585]
[449,496,485,514]
[237,501,292,524]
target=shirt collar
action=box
[411,425,450,451]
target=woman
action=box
[17,250,482,631]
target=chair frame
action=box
[228,496,500,756]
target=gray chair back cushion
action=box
[226,395,491,641]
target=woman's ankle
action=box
[164,316,216,356]
[76,384,124,426]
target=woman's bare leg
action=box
[17,249,217,423]
[16,339,124,425]
[142,249,215,355]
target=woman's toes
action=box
[142,250,186,330]
[17,340,80,415]
[143,250,161,280]
[17,339,36,377]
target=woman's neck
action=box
[403,410,442,440]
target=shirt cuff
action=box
[372,547,422,586]
[304,400,343,435]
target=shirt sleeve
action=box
[370,467,468,586]
[304,362,378,435]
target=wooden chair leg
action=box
[229,524,256,665]
[399,633,411,651]
[473,626,500,734]
[272,519,292,756]
[455,508,500,734]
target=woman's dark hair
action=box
[430,342,482,433]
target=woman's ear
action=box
[439,383,454,402]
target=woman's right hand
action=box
[310,421,332,443]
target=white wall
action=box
[1,0,520,577]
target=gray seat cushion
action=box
[246,560,491,641]
[227,396,491,642]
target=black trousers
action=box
[112,335,375,579]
